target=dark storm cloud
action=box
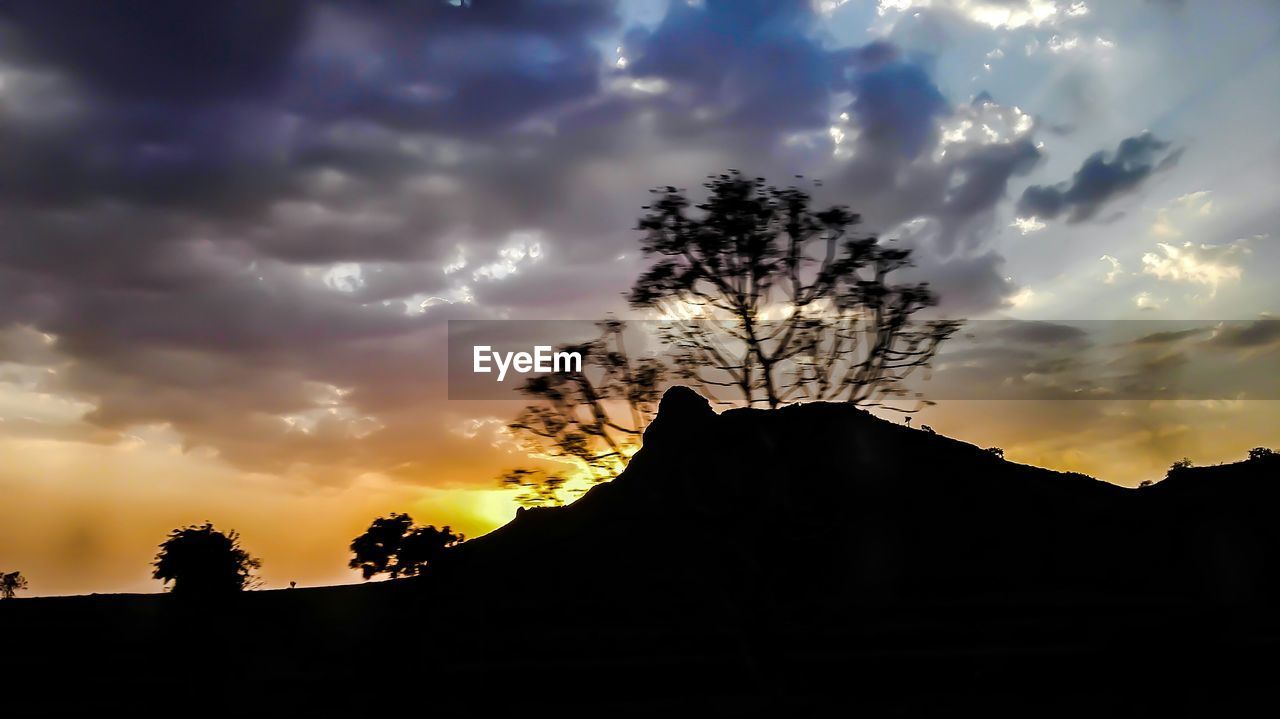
[0,0,619,213]
[850,62,949,159]
[0,0,626,481]
[0,0,616,119]
[0,2,314,212]
[0,1,307,102]
[290,0,618,136]
[943,138,1041,215]
[905,250,1017,316]
[822,94,1043,256]
[1017,131,1180,222]
[623,0,840,133]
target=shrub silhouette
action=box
[1,571,27,599]
[1248,447,1276,462]
[152,522,261,596]
[349,513,463,580]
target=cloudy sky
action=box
[1,0,1277,595]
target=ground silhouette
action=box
[3,387,1279,713]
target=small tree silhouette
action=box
[985,447,1005,459]
[1,571,28,599]
[349,513,463,580]
[1248,447,1276,462]
[1167,458,1194,477]
[152,522,261,596]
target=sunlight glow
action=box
[472,232,544,281]
[1141,240,1249,295]
[877,0,1086,30]
[1005,286,1037,308]
[1011,217,1046,235]
[322,262,365,293]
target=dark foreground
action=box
[6,587,1280,714]
[5,586,1280,714]
[5,390,1280,714]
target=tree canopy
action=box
[349,513,463,580]
[630,171,958,408]
[1,571,27,600]
[152,522,260,596]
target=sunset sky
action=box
[1,0,1277,596]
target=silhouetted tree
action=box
[1164,457,1196,483]
[630,171,960,409]
[349,513,463,580]
[152,523,260,596]
[1,571,27,599]
[1248,447,1276,462]
[501,319,665,506]
[985,447,1005,459]
[501,172,960,506]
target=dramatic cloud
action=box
[0,0,1051,483]
[0,1,633,485]
[1017,131,1179,222]
[0,0,1273,495]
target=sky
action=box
[0,0,1277,596]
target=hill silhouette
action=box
[452,387,1280,607]
[3,387,1279,713]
